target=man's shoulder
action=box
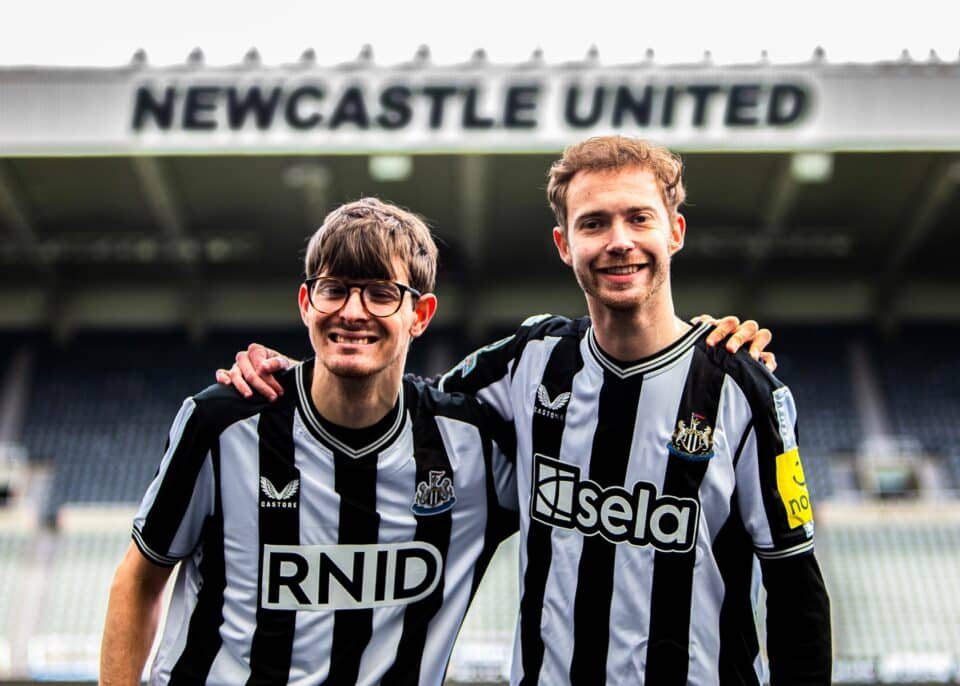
[190,369,295,430]
[514,313,587,342]
[695,329,786,399]
[404,377,480,422]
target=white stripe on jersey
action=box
[535,335,602,685]
[606,351,694,684]
[351,426,418,685]
[206,417,262,684]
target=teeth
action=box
[603,266,641,274]
[334,335,373,344]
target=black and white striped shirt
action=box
[133,360,518,685]
[440,315,831,685]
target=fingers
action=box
[705,315,740,346]
[759,351,777,372]
[217,362,253,398]
[725,319,760,354]
[238,346,284,401]
[745,327,773,360]
[690,313,717,326]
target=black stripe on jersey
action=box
[321,449,381,685]
[140,385,269,561]
[568,372,643,686]
[168,441,226,685]
[469,416,519,600]
[247,400,300,686]
[713,496,761,686]
[519,331,584,686]
[707,347,814,555]
[644,346,725,686]
[381,383,456,686]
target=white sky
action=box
[1,0,958,68]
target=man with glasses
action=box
[101,198,519,685]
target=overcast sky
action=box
[1,0,958,68]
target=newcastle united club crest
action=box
[668,413,716,460]
[412,470,456,515]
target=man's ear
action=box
[669,213,686,255]
[553,226,573,266]
[410,293,438,337]
[298,283,311,325]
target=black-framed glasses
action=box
[304,277,421,317]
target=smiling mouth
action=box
[330,334,377,345]
[597,265,646,275]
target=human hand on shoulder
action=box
[215,343,296,401]
[692,314,776,372]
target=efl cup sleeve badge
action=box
[411,470,456,515]
[667,413,716,460]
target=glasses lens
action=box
[309,278,349,313]
[363,281,403,316]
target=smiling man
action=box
[100,199,518,685]
[436,137,832,685]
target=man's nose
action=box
[607,219,634,252]
[339,288,368,319]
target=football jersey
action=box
[133,360,518,686]
[440,315,830,686]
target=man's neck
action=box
[588,296,691,362]
[310,365,401,429]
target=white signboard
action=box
[0,62,958,154]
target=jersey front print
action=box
[133,360,517,686]
[441,315,824,686]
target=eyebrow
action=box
[573,206,655,224]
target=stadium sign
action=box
[1,63,959,153]
[129,80,808,133]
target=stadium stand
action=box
[871,324,960,456]
[0,531,30,646]
[818,507,960,661]
[757,326,866,500]
[19,330,310,510]
[33,530,130,637]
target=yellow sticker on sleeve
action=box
[776,447,813,529]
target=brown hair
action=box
[304,197,438,294]
[546,136,686,231]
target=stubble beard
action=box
[578,256,668,313]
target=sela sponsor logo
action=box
[531,454,699,552]
[262,542,442,610]
[667,413,715,460]
[412,470,456,515]
[260,477,299,509]
[534,384,571,421]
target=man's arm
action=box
[219,315,776,398]
[100,542,173,685]
[762,553,832,685]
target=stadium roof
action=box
[2,56,960,334]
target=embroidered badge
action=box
[667,413,716,460]
[535,384,571,420]
[412,470,456,515]
[260,477,300,508]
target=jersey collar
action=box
[586,321,712,379]
[295,360,406,459]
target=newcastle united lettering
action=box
[131,79,810,134]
